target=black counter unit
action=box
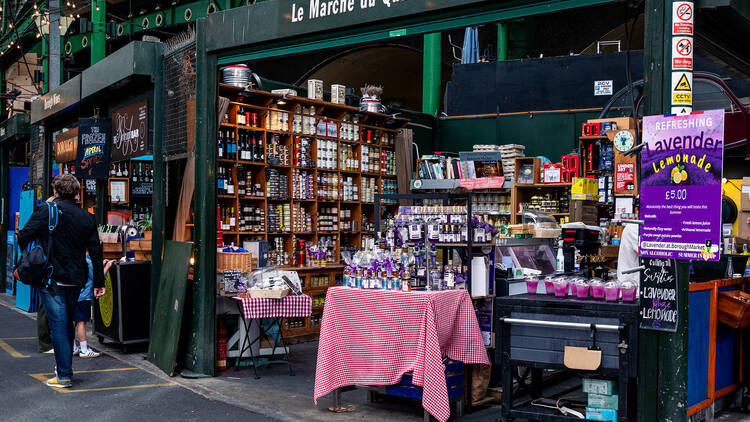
[494,294,639,421]
[93,261,151,351]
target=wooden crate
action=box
[718,291,750,328]
[514,157,540,184]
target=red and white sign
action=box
[459,176,505,190]
[672,2,693,35]
[615,163,636,191]
[672,37,693,70]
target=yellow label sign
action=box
[674,73,691,91]
[672,92,692,104]
[100,274,114,328]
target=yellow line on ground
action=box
[0,337,36,340]
[0,339,29,358]
[59,383,175,394]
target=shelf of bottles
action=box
[58,159,154,225]
[213,85,408,269]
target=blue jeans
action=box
[40,285,81,381]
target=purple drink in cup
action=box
[575,280,590,299]
[544,277,556,294]
[553,279,569,297]
[604,281,619,302]
[620,281,637,303]
[590,278,605,300]
[526,278,539,294]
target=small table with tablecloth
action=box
[314,287,489,422]
[232,294,312,378]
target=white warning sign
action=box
[671,106,692,115]
[673,2,694,35]
[672,37,693,70]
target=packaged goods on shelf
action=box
[267,203,291,232]
[291,203,313,232]
[381,149,396,176]
[382,179,398,204]
[340,114,360,141]
[361,146,380,173]
[418,153,461,179]
[340,208,357,232]
[294,136,313,168]
[239,203,265,232]
[293,169,315,200]
[342,176,359,201]
[317,171,340,201]
[317,138,338,170]
[267,134,289,165]
[266,168,289,199]
[318,207,339,232]
[340,144,359,171]
[361,177,377,203]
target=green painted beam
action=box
[497,22,508,61]
[91,0,106,64]
[421,32,441,115]
[191,17,217,376]
[150,42,165,325]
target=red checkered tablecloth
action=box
[314,287,489,422]
[233,294,312,319]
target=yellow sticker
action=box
[674,73,691,91]
[672,92,692,104]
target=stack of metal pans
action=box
[222,64,250,88]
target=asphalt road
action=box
[0,301,280,422]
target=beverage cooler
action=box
[93,261,151,352]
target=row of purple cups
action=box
[526,276,637,303]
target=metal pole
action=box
[91,0,106,65]
[497,22,508,61]
[49,0,60,90]
[42,34,49,93]
[639,1,689,420]
[421,32,441,115]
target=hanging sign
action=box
[111,99,149,162]
[54,127,78,163]
[75,118,112,180]
[84,179,97,196]
[640,110,724,261]
[615,162,636,192]
[672,2,693,35]
[639,258,679,332]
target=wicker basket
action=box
[217,251,254,273]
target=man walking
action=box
[18,175,105,388]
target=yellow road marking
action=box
[29,367,174,393]
[0,337,36,340]
[0,339,29,358]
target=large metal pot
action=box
[222,64,251,88]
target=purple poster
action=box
[640,110,724,261]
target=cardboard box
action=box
[585,407,617,421]
[582,378,618,395]
[739,211,750,240]
[588,393,619,410]
[741,177,750,211]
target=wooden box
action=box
[718,290,750,328]
[514,157,540,184]
[249,288,290,299]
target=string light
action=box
[8,23,12,28]
[34,3,38,9]
[96,5,100,11]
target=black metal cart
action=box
[495,294,638,421]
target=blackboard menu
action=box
[222,270,244,294]
[639,257,679,332]
[131,181,153,197]
[111,99,149,162]
[75,118,112,179]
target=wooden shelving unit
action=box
[510,183,572,224]
[214,85,408,341]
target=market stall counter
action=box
[494,294,638,421]
[314,287,489,422]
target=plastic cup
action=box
[526,279,539,294]
[576,283,590,299]
[544,278,555,294]
[591,284,605,300]
[604,283,619,302]
[620,281,637,303]
[554,280,569,298]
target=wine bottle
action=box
[217,130,224,158]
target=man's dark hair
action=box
[53,174,80,199]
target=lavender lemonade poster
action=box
[640,110,724,261]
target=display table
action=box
[233,294,312,378]
[314,287,489,422]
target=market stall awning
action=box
[0,113,30,143]
[30,41,160,124]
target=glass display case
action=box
[495,238,556,295]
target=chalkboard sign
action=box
[111,99,149,161]
[222,270,245,294]
[75,118,111,179]
[131,181,153,197]
[639,257,678,332]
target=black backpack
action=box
[15,202,59,288]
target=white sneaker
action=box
[73,346,81,356]
[79,349,101,358]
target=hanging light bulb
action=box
[96,5,100,11]
[34,3,38,9]
[66,1,70,5]
[72,3,76,8]
[76,14,80,18]
[8,23,13,28]
[36,32,41,38]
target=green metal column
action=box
[497,22,508,61]
[638,1,688,420]
[42,36,49,93]
[91,0,106,65]
[422,32,441,115]
[191,18,217,376]
[150,43,165,324]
